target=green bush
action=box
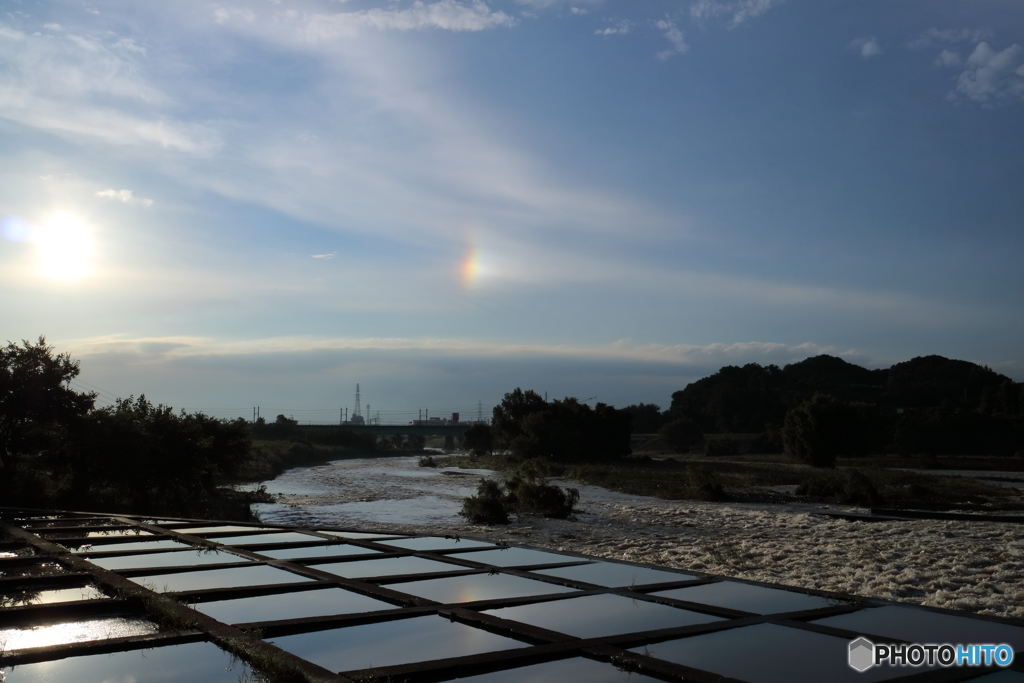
[462,479,509,524]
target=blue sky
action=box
[1,0,1022,423]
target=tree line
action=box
[621,354,1024,466]
[1,337,255,517]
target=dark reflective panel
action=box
[0,562,65,579]
[630,623,908,683]
[271,615,525,672]
[392,573,578,604]
[532,562,697,588]
[317,530,403,540]
[484,593,724,639]
[175,525,273,535]
[90,549,250,570]
[450,656,665,683]
[378,537,494,552]
[131,564,314,593]
[194,587,394,624]
[258,544,382,560]
[0,640,262,682]
[455,548,577,568]
[812,606,1024,652]
[206,532,321,545]
[0,617,159,651]
[311,556,462,578]
[652,581,840,614]
[966,672,1024,682]
[72,538,188,553]
[0,585,106,607]
[81,529,153,538]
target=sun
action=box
[34,213,93,280]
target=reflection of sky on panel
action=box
[0,617,158,651]
[375,537,494,552]
[311,556,462,578]
[316,530,406,539]
[174,525,273,535]
[967,672,1024,682]
[631,623,908,683]
[130,564,313,592]
[532,562,697,588]
[49,529,152,539]
[812,606,1024,652]
[71,538,188,553]
[455,548,577,568]
[652,581,840,614]
[193,587,393,624]
[271,615,525,672]
[89,549,250,570]
[391,573,577,604]
[257,544,382,560]
[0,585,107,606]
[454,656,666,683]
[206,532,321,545]
[484,594,725,639]
[0,640,256,683]
[0,562,65,578]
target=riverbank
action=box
[247,455,1024,619]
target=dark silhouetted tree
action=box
[0,337,95,499]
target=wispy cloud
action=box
[0,23,220,152]
[950,42,1024,103]
[935,49,961,67]
[851,36,881,59]
[655,19,688,60]
[311,252,336,259]
[66,333,849,369]
[276,0,517,38]
[690,0,782,28]
[96,188,154,207]
[595,20,632,36]
[907,27,989,50]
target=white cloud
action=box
[280,0,517,37]
[690,0,782,28]
[43,23,62,31]
[570,7,588,15]
[951,42,1024,103]
[311,252,336,259]
[907,27,989,50]
[66,333,848,369]
[0,24,220,152]
[851,36,881,59]
[95,188,154,207]
[935,49,961,67]
[595,20,632,36]
[655,19,688,60]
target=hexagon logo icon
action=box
[849,637,875,672]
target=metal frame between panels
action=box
[2,506,1023,683]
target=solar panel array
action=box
[1,508,1022,682]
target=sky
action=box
[1,0,1023,424]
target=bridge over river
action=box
[301,423,474,437]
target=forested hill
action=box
[669,355,1021,434]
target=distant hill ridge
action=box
[670,354,1021,434]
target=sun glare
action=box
[34,213,93,280]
